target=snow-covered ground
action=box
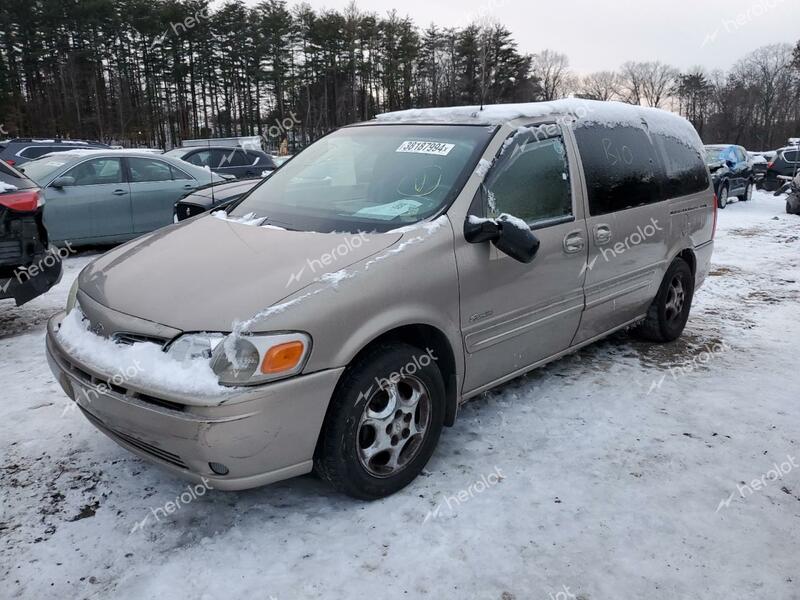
[2,191,799,600]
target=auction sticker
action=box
[396,141,455,156]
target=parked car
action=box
[163,146,277,179]
[272,154,293,167]
[20,150,224,246]
[748,151,774,187]
[774,174,800,215]
[763,144,800,191]
[47,100,715,499]
[175,178,262,222]
[0,138,110,167]
[703,144,754,208]
[0,159,62,305]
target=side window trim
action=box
[170,163,195,180]
[62,156,127,187]
[484,122,575,227]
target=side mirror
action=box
[725,159,736,169]
[464,214,540,264]
[51,176,75,188]
[464,215,501,243]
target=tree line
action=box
[1,0,798,152]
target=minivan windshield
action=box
[228,124,494,233]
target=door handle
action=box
[112,189,128,196]
[563,231,585,254]
[183,184,194,189]
[594,224,612,245]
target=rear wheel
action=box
[314,343,445,500]
[635,258,695,343]
[718,184,729,209]
[738,181,753,201]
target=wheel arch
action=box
[331,323,459,428]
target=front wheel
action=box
[718,184,729,209]
[635,258,695,343]
[314,343,445,499]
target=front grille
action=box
[55,343,186,413]
[81,408,189,470]
[112,332,168,347]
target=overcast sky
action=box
[262,0,799,74]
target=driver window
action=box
[485,129,573,223]
[65,158,124,186]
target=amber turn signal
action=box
[260,340,305,374]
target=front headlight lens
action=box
[210,332,311,386]
[166,333,225,362]
[65,278,80,314]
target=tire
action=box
[738,180,753,201]
[635,258,695,343]
[718,184,729,209]
[314,343,445,500]
[788,196,800,215]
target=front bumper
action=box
[46,312,343,490]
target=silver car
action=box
[46,100,715,499]
[21,150,223,245]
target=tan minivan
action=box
[46,100,716,499]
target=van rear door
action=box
[570,123,671,342]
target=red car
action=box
[0,159,62,305]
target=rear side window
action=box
[20,146,62,159]
[485,128,572,223]
[186,151,211,167]
[170,165,194,180]
[574,125,662,216]
[128,157,173,182]
[652,134,709,198]
[784,150,799,163]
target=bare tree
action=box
[731,44,797,147]
[532,49,573,101]
[619,61,648,105]
[579,71,621,101]
[641,62,679,108]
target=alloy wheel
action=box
[665,276,686,322]
[357,375,432,478]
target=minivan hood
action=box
[79,215,402,332]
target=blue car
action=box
[703,144,755,209]
[20,150,223,245]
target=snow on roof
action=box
[41,149,164,158]
[376,98,701,144]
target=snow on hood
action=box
[377,99,702,145]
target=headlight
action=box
[65,278,80,314]
[210,332,311,386]
[166,333,225,362]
